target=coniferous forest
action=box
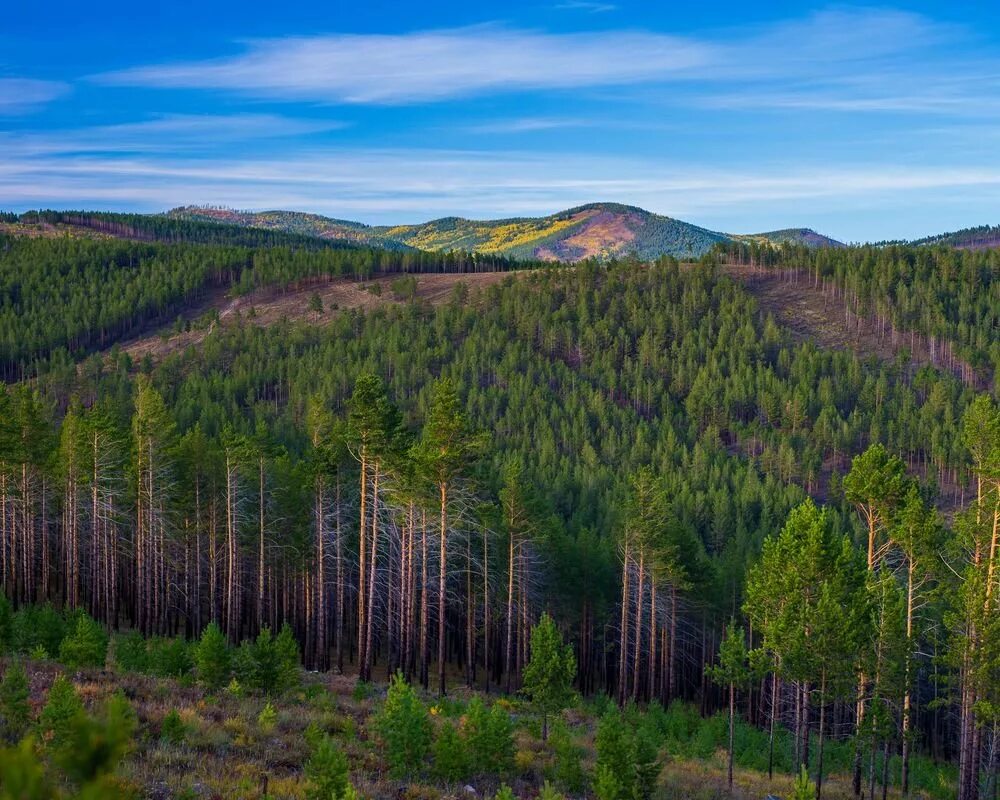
[0,215,997,800]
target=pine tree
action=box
[0,660,30,743]
[522,612,576,741]
[194,622,231,690]
[706,621,753,792]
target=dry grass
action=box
[115,271,520,365]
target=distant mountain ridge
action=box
[909,224,1000,250]
[167,203,843,261]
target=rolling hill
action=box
[167,202,842,261]
[910,224,1000,250]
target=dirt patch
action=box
[540,210,638,261]
[117,271,519,364]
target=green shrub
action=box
[37,675,83,751]
[305,734,351,800]
[234,625,300,695]
[791,765,812,800]
[493,786,516,800]
[113,631,150,673]
[160,709,187,744]
[594,709,635,800]
[195,622,230,689]
[372,672,432,777]
[593,763,622,800]
[0,660,31,742]
[258,701,278,734]
[54,691,136,785]
[538,781,565,800]
[151,636,193,678]
[59,613,108,668]
[462,697,514,776]
[548,720,585,793]
[432,720,469,782]
[12,605,65,658]
[0,595,12,653]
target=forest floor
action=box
[115,271,520,365]
[10,655,942,800]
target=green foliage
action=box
[58,613,108,669]
[12,605,65,659]
[537,780,565,800]
[305,734,351,800]
[112,632,149,674]
[432,720,469,782]
[194,622,231,690]
[0,660,31,742]
[548,720,585,793]
[791,765,813,800]
[234,625,300,695]
[593,764,623,800]
[37,675,83,752]
[149,637,194,678]
[258,702,278,734]
[463,698,515,776]
[522,612,576,740]
[594,709,636,800]
[160,709,187,744]
[493,786,516,800]
[0,595,12,653]
[372,672,432,777]
[53,691,136,786]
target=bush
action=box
[305,734,352,800]
[463,698,514,776]
[234,625,300,695]
[0,660,31,742]
[194,622,231,689]
[160,709,187,744]
[493,786,516,800]
[150,636,193,678]
[37,675,83,751]
[432,720,469,782]
[59,613,108,668]
[548,720,585,793]
[372,672,432,777]
[12,605,65,658]
[593,764,622,800]
[54,691,136,786]
[258,701,278,734]
[538,782,565,800]
[113,631,150,673]
[0,595,12,653]
[594,709,636,800]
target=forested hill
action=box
[167,202,843,260]
[910,223,1000,249]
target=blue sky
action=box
[3,0,1000,241]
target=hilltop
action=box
[167,202,842,260]
[910,223,1000,250]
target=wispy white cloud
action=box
[90,8,987,116]
[1,114,346,157]
[555,1,617,13]
[0,78,69,114]
[95,25,713,104]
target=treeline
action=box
[19,209,356,250]
[0,233,540,378]
[1,260,995,796]
[714,240,1000,393]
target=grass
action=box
[3,654,956,800]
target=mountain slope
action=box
[737,228,845,248]
[167,203,841,261]
[910,224,1000,250]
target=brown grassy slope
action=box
[117,271,519,365]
